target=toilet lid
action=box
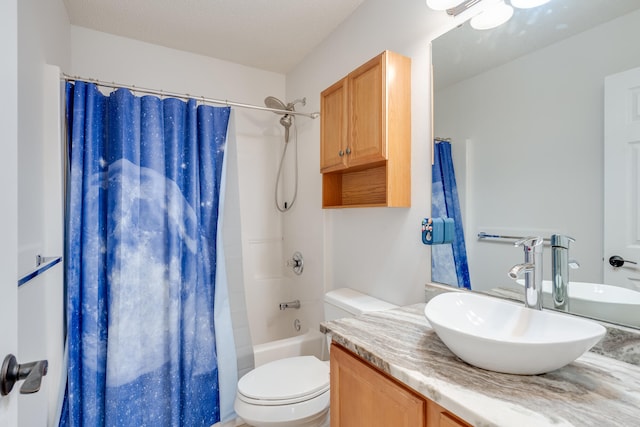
[237,356,329,405]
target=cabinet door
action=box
[428,401,472,427]
[348,53,387,167]
[330,344,426,427]
[320,77,349,172]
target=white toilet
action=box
[234,288,397,427]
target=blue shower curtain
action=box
[60,81,236,426]
[431,140,471,289]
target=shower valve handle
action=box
[287,252,304,275]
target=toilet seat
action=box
[237,356,330,406]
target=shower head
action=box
[265,96,293,129]
[264,96,288,112]
[265,96,297,143]
[264,96,307,113]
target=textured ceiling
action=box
[63,0,365,74]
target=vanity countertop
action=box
[320,303,640,427]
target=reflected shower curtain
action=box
[431,140,471,289]
[60,81,236,426]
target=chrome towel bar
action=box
[18,256,62,287]
[477,232,551,244]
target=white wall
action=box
[435,9,640,292]
[284,0,454,321]
[18,0,69,274]
[17,0,69,424]
[0,0,19,424]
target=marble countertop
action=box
[321,303,640,427]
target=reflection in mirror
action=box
[431,0,640,328]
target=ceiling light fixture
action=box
[470,0,514,30]
[426,0,552,30]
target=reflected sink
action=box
[424,292,606,375]
[516,280,640,327]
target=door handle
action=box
[609,255,638,268]
[0,354,48,396]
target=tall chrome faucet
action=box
[508,236,544,310]
[551,234,579,312]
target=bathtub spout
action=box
[279,300,301,310]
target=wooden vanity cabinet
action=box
[428,405,471,427]
[320,50,411,208]
[330,344,471,427]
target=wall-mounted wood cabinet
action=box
[320,50,411,208]
[330,344,471,427]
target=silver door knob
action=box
[1,354,48,396]
[609,255,638,268]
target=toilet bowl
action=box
[235,356,330,427]
[234,288,397,427]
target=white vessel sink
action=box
[517,280,640,327]
[424,292,606,375]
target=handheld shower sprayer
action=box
[264,95,308,212]
[279,114,292,143]
[264,96,299,143]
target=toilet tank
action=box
[324,288,398,321]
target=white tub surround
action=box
[321,304,640,426]
[252,329,326,368]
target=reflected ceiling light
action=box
[510,0,551,8]
[426,0,553,29]
[425,0,464,10]
[470,0,513,30]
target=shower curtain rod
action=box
[61,73,320,119]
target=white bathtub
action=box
[252,329,327,367]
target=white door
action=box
[1,0,19,423]
[604,66,640,290]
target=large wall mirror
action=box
[431,0,640,328]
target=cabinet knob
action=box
[339,150,344,157]
[346,147,352,155]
